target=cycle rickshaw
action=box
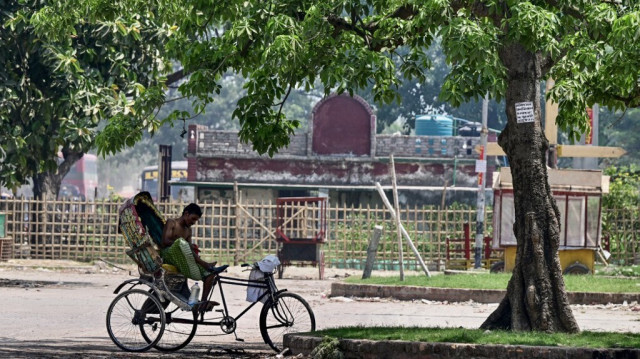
[106,192,315,352]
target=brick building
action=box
[183,94,491,206]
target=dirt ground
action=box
[1,259,639,358]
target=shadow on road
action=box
[0,337,276,358]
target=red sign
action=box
[586,107,593,145]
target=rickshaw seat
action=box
[162,263,180,274]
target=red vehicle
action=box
[60,154,99,200]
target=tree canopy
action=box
[49,1,633,158]
[0,0,171,196]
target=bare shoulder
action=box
[163,218,180,235]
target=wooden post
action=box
[362,225,383,279]
[233,182,240,265]
[375,182,431,277]
[389,155,405,280]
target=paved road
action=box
[1,261,639,358]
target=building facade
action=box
[184,94,493,206]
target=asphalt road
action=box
[1,261,639,358]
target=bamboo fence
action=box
[0,198,638,268]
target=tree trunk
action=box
[480,44,579,333]
[32,149,83,200]
[30,150,84,256]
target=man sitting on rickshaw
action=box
[161,203,221,312]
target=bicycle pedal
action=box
[215,309,224,312]
[235,338,245,342]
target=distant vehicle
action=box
[58,184,82,200]
[140,161,193,201]
[60,154,98,200]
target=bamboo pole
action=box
[389,155,405,280]
[375,182,431,277]
[438,181,448,270]
[233,182,240,265]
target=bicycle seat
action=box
[209,265,228,274]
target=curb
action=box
[331,282,640,305]
[283,335,640,359]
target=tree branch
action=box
[58,148,84,178]
[275,84,293,121]
[166,69,186,86]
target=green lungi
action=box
[161,238,211,281]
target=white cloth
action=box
[257,254,280,273]
[246,268,266,302]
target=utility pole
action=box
[474,95,488,269]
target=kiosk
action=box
[492,167,609,274]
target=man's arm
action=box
[186,227,217,269]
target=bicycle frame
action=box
[163,270,286,330]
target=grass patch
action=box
[313,327,640,349]
[345,273,640,293]
[596,264,640,277]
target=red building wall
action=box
[312,94,374,156]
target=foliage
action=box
[310,336,344,359]
[313,327,640,349]
[599,108,640,167]
[359,42,507,134]
[0,0,172,194]
[596,264,640,277]
[329,212,423,265]
[21,1,640,183]
[601,165,640,265]
[97,74,317,192]
[548,2,640,143]
[602,165,640,209]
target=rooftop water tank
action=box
[415,115,453,136]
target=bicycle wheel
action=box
[106,289,166,352]
[141,300,197,351]
[259,292,315,352]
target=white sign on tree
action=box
[515,102,535,123]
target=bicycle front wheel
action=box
[106,289,166,352]
[142,300,197,352]
[259,292,315,352]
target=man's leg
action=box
[201,274,216,303]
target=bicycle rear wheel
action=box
[259,292,315,352]
[106,289,166,352]
[141,299,198,351]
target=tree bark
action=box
[480,44,579,333]
[32,149,83,200]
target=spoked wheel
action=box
[259,292,315,352]
[141,299,198,352]
[106,289,166,352]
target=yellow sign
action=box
[144,170,188,180]
[476,143,625,159]
[557,145,626,158]
[476,143,505,156]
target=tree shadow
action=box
[0,337,273,358]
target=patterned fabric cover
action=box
[118,192,165,273]
[161,238,211,281]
